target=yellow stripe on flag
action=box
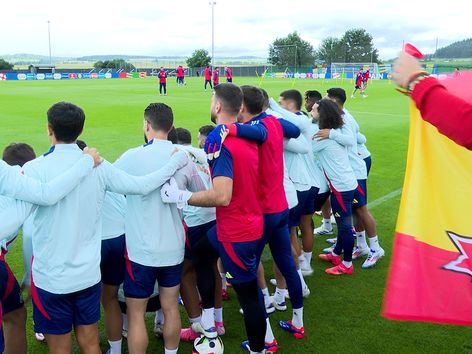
[396,102,472,251]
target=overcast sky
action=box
[1,0,471,60]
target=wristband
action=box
[407,73,429,93]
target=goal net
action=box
[330,63,380,80]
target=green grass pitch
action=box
[1,76,471,353]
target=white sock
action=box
[303,251,312,265]
[274,287,286,304]
[250,351,264,354]
[323,218,332,229]
[155,309,164,325]
[189,316,201,324]
[165,348,178,354]
[356,231,368,249]
[297,269,308,290]
[298,255,307,267]
[292,307,304,328]
[369,235,381,251]
[214,307,223,323]
[108,339,122,354]
[122,314,128,331]
[220,272,227,290]
[264,318,275,343]
[261,287,271,308]
[342,260,352,268]
[201,307,215,329]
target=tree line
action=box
[435,38,472,58]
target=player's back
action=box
[342,110,368,180]
[258,115,288,214]
[214,136,263,243]
[311,128,357,192]
[23,144,107,294]
[114,139,185,267]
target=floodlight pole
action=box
[210,1,216,71]
[47,20,52,65]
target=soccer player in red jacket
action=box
[362,69,370,90]
[158,67,167,95]
[213,68,220,87]
[225,67,233,83]
[161,83,269,354]
[176,65,185,86]
[351,70,367,98]
[206,86,306,344]
[204,66,213,91]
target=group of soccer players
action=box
[351,68,370,98]
[157,66,233,95]
[0,80,383,354]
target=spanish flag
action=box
[383,74,472,325]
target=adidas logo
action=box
[334,212,340,218]
[353,199,358,204]
[225,272,233,279]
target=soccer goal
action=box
[330,63,380,80]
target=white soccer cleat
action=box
[300,264,314,276]
[154,322,164,338]
[326,237,337,244]
[323,245,335,254]
[352,246,370,260]
[191,321,218,339]
[302,285,311,298]
[362,247,385,269]
[314,225,333,235]
[35,333,45,342]
[270,296,287,311]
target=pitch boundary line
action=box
[368,188,403,209]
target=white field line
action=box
[349,110,408,117]
[368,188,403,209]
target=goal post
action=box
[330,63,380,82]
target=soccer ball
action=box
[192,335,224,354]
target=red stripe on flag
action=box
[383,232,472,325]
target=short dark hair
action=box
[47,102,85,143]
[280,90,302,110]
[305,90,322,103]
[76,140,87,150]
[326,88,347,105]
[260,88,269,109]
[167,127,178,144]
[317,99,344,130]
[2,143,36,166]
[198,125,214,138]
[241,85,264,115]
[144,103,174,132]
[175,127,192,145]
[214,83,243,116]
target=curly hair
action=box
[317,99,344,130]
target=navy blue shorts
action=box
[101,234,125,286]
[289,187,319,227]
[184,220,216,260]
[352,179,368,208]
[124,258,183,299]
[207,226,259,285]
[0,259,24,315]
[364,156,372,176]
[314,191,331,212]
[32,282,101,335]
